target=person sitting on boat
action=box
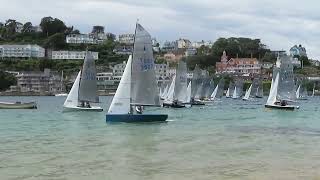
[85,102,91,108]
[280,100,287,106]
[80,101,85,107]
[136,106,143,114]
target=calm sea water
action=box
[1,96,320,180]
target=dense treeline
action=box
[0,71,16,91]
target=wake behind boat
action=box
[63,52,103,112]
[0,101,37,109]
[106,23,168,123]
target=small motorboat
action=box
[0,101,37,109]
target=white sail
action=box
[161,84,169,99]
[210,85,219,100]
[165,75,176,103]
[131,23,160,106]
[185,81,192,103]
[174,61,188,102]
[226,88,230,97]
[312,84,315,97]
[232,86,238,99]
[108,56,132,114]
[266,72,279,105]
[78,52,99,103]
[64,71,81,108]
[243,84,252,100]
[296,85,301,99]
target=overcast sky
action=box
[1,0,319,59]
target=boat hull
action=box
[63,106,103,112]
[106,114,168,123]
[191,101,205,106]
[264,104,297,110]
[163,102,185,108]
[0,102,37,109]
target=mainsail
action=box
[174,61,188,102]
[131,23,160,106]
[277,55,296,101]
[78,52,99,103]
[191,65,201,98]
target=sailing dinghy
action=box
[242,84,252,101]
[106,23,168,122]
[265,55,299,110]
[63,52,102,112]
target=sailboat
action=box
[106,23,168,122]
[312,83,316,97]
[232,86,240,99]
[160,84,169,100]
[55,71,68,96]
[265,55,299,110]
[242,84,252,101]
[190,65,205,105]
[296,84,308,100]
[163,61,188,108]
[226,88,230,98]
[210,84,219,101]
[63,52,103,111]
[254,78,263,98]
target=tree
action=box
[44,33,67,49]
[300,55,310,67]
[91,26,104,34]
[0,71,17,91]
[22,22,33,33]
[40,16,67,36]
[71,29,80,34]
[4,19,17,36]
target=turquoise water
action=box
[1,96,320,179]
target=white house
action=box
[118,34,135,44]
[0,44,45,58]
[66,34,97,44]
[51,51,99,60]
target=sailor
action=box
[280,100,287,106]
[136,106,143,114]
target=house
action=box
[177,38,191,49]
[163,51,184,62]
[0,44,45,59]
[15,69,62,94]
[118,34,135,44]
[216,51,261,75]
[51,51,99,60]
[66,34,97,44]
[161,41,178,52]
[290,45,307,57]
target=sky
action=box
[0,0,320,59]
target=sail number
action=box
[140,58,154,71]
[83,71,96,80]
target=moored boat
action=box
[0,101,37,109]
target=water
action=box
[1,96,320,180]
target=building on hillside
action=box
[113,45,133,55]
[163,51,185,62]
[0,44,45,59]
[310,60,320,67]
[66,34,97,44]
[15,22,23,33]
[216,51,262,75]
[51,51,99,60]
[192,40,213,49]
[290,45,307,57]
[185,48,197,57]
[177,38,191,49]
[15,69,62,94]
[161,41,178,52]
[271,50,286,57]
[118,34,135,44]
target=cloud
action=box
[0,0,319,59]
